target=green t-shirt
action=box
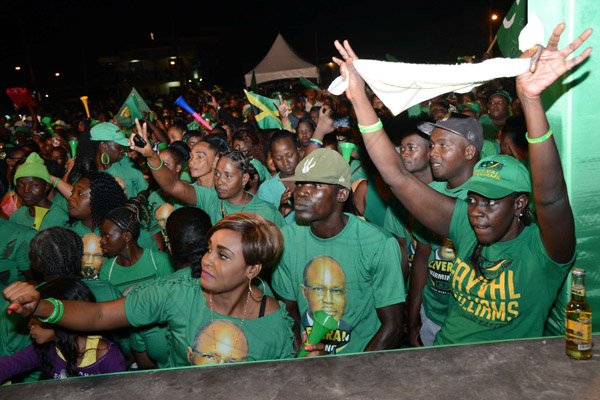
[349,160,367,183]
[50,191,68,213]
[67,220,159,251]
[0,219,36,289]
[363,177,388,229]
[256,174,294,224]
[98,249,174,295]
[434,200,573,345]
[124,272,295,367]
[83,278,123,303]
[105,157,148,198]
[193,184,285,227]
[417,180,468,326]
[271,214,406,354]
[9,203,69,231]
[383,200,427,272]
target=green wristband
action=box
[358,119,383,134]
[39,298,64,324]
[525,129,553,144]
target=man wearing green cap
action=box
[272,148,406,354]
[9,153,69,231]
[90,122,148,197]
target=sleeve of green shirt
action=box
[370,234,407,308]
[271,247,296,302]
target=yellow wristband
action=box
[358,119,383,134]
[525,129,553,144]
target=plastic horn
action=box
[174,96,212,131]
[338,142,356,163]
[80,96,91,119]
[68,139,78,158]
[297,310,338,358]
[41,116,54,136]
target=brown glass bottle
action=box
[565,268,592,360]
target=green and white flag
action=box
[497,0,527,58]
[117,88,150,128]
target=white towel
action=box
[328,57,531,116]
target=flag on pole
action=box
[250,70,259,92]
[299,77,320,91]
[497,0,527,58]
[117,88,150,128]
[243,90,282,130]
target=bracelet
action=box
[525,129,553,144]
[358,119,383,134]
[38,298,64,324]
[309,138,323,147]
[147,158,164,171]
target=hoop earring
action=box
[101,152,111,165]
[248,277,265,302]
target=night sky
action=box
[1,0,514,97]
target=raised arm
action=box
[332,41,455,237]
[130,118,197,206]
[3,281,130,332]
[517,24,592,263]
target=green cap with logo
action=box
[90,122,130,146]
[462,155,531,199]
[14,152,51,184]
[281,148,351,189]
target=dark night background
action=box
[1,0,513,105]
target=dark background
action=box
[1,0,513,101]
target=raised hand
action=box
[130,118,155,158]
[518,24,593,99]
[314,105,335,136]
[274,95,291,119]
[332,40,366,101]
[3,281,41,318]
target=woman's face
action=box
[100,219,127,257]
[200,229,249,293]
[189,142,217,179]
[160,150,182,174]
[296,122,314,146]
[100,141,125,164]
[6,149,26,179]
[271,138,300,177]
[214,157,247,200]
[28,317,55,345]
[467,193,523,244]
[16,177,49,207]
[68,178,92,220]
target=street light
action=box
[15,66,21,71]
[489,13,500,47]
[54,72,60,77]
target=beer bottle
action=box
[565,268,593,360]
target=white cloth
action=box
[328,57,531,116]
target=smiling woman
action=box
[3,213,295,368]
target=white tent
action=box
[244,34,319,87]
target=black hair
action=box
[165,141,190,165]
[80,171,127,230]
[170,119,188,133]
[269,129,299,151]
[220,149,253,175]
[67,132,99,184]
[44,159,66,179]
[35,277,96,380]
[183,130,204,144]
[166,207,212,275]
[200,134,230,156]
[30,227,83,279]
[103,195,151,241]
[501,115,527,153]
[297,117,316,132]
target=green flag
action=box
[244,90,282,130]
[117,88,150,128]
[497,0,527,58]
[299,77,320,91]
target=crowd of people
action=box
[0,23,592,384]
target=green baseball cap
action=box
[458,101,481,115]
[462,155,531,199]
[281,148,351,189]
[14,152,51,185]
[90,122,130,146]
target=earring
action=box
[248,277,265,302]
[100,152,111,165]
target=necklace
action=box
[208,289,251,354]
[221,193,251,218]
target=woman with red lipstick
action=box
[332,24,591,344]
[4,213,294,367]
